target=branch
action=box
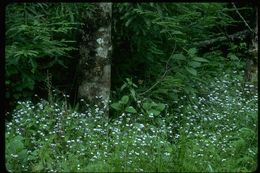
[193,30,250,48]
[139,43,176,96]
[232,3,256,34]
[138,67,170,96]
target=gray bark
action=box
[78,3,112,109]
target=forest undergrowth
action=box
[5,70,258,172]
[5,2,258,172]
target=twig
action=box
[139,43,176,96]
[232,3,256,34]
[194,30,250,48]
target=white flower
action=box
[11,154,18,158]
[139,124,145,129]
[164,152,170,156]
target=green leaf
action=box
[185,66,197,76]
[120,83,127,91]
[148,110,161,116]
[110,102,123,111]
[188,61,201,68]
[17,149,28,161]
[171,30,183,35]
[152,88,168,94]
[7,135,24,153]
[130,88,137,101]
[125,17,134,27]
[154,103,165,111]
[142,102,152,110]
[32,162,44,172]
[125,106,137,113]
[172,53,186,60]
[30,59,38,74]
[228,54,239,61]
[193,57,209,62]
[166,146,173,153]
[187,48,197,56]
[126,78,132,85]
[184,86,197,94]
[121,95,129,105]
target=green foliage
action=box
[111,78,166,118]
[5,3,257,172]
[111,95,137,113]
[112,3,253,105]
[111,78,139,115]
[120,78,138,100]
[5,70,257,172]
[142,100,165,116]
[6,135,28,172]
[5,3,95,102]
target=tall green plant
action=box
[5,3,95,103]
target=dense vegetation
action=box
[5,3,97,109]
[5,2,258,172]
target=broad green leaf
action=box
[193,57,209,62]
[121,95,129,105]
[17,149,27,161]
[185,66,197,76]
[8,135,24,153]
[173,53,186,60]
[111,102,123,111]
[125,106,137,113]
[143,102,152,110]
[188,61,201,68]
[155,103,165,111]
[151,102,158,107]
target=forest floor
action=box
[5,70,258,172]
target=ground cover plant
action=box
[5,70,258,172]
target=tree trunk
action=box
[78,3,112,110]
[245,6,258,83]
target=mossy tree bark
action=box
[78,3,112,110]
